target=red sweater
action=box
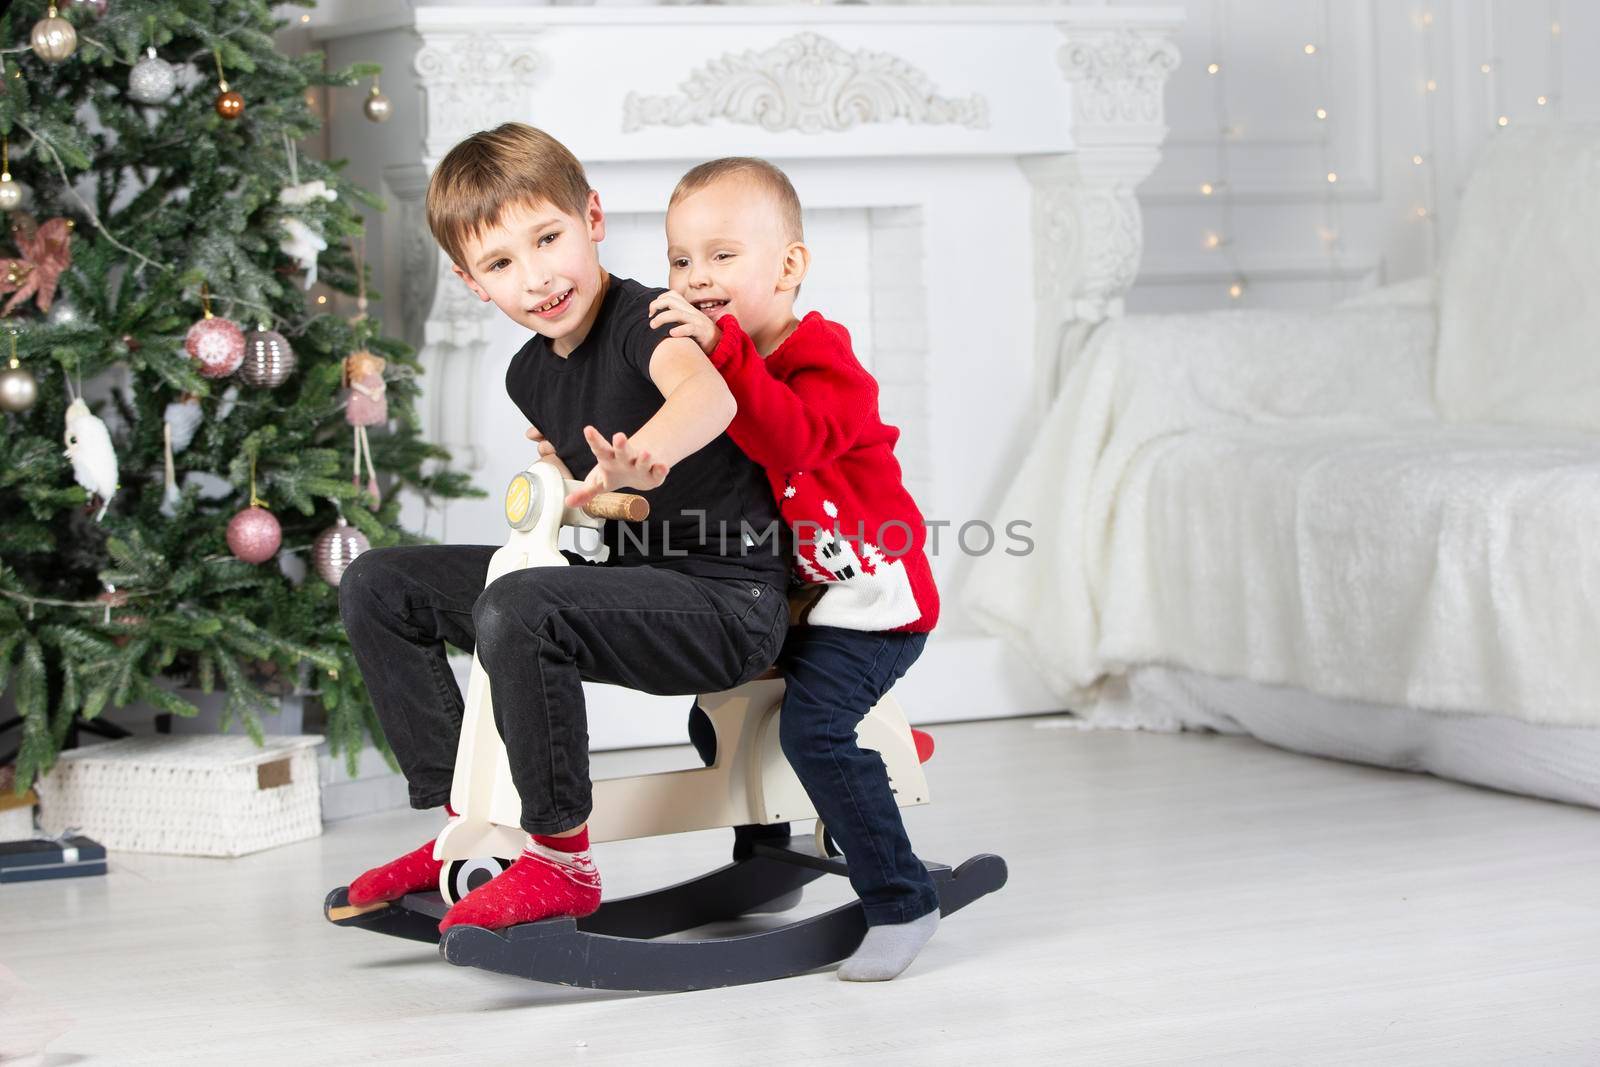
[707,311,939,633]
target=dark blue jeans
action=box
[690,625,938,926]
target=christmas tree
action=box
[0,0,478,791]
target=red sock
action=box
[438,827,601,933]
[347,805,457,907]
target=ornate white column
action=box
[1026,24,1180,407]
[407,29,545,472]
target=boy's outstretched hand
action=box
[647,291,721,356]
[564,425,669,510]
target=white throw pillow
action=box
[1435,123,1600,431]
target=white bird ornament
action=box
[63,396,118,521]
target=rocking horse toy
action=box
[324,461,1008,992]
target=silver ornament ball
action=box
[0,362,37,413]
[0,179,22,212]
[30,10,77,63]
[46,299,80,327]
[362,89,393,123]
[128,49,177,105]
[239,327,297,389]
[313,517,370,586]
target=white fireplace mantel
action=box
[316,4,1181,743]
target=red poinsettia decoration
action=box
[0,215,73,314]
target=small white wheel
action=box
[813,821,842,859]
[440,855,512,905]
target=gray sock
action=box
[837,909,940,982]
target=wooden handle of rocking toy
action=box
[583,492,650,522]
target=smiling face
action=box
[451,193,608,353]
[665,176,806,344]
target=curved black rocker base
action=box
[325,837,1009,993]
[324,841,830,946]
[440,852,1007,992]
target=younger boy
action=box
[338,125,790,933]
[652,158,943,981]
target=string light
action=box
[1545,0,1565,118]
[1311,0,1344,300]
[1412,5,1442,269]
[1202,0,1245,302]
[1483,0,1506,133]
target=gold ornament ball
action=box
[0,178,21,212]
[30,9,77,63]
[0,361,37,413]
[215,90,245,121]
[363,88,393,123]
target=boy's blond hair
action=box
[669,157,804,244]
[426,122,592,269]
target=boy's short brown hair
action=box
[426,122,591,269]
[669,157,804,244]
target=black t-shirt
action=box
[504,273,788,584]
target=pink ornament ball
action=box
[186,315,246,379]
[227,505,282,564]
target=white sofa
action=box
[964,123,1600,806]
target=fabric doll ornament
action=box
[344,349,386,506]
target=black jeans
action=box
[338,544,788,835]
[689,625,938,926]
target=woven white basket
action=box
[35,735,324,857]
[0,803,34,841]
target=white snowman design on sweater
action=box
[789,492,921,631]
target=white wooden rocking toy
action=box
[326,461,1007,991]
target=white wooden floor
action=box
[4,716,1600,1065]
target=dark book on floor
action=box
[0,835,108,884]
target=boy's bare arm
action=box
[629,336,737,468]
[562,337,736,509]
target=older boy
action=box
[338,125,789,933]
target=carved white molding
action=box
[621,32,988,135]
[408,33,544,471]
[1056,25,1181,145]
[413,31,543,162]
[1024,25,1180,410]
